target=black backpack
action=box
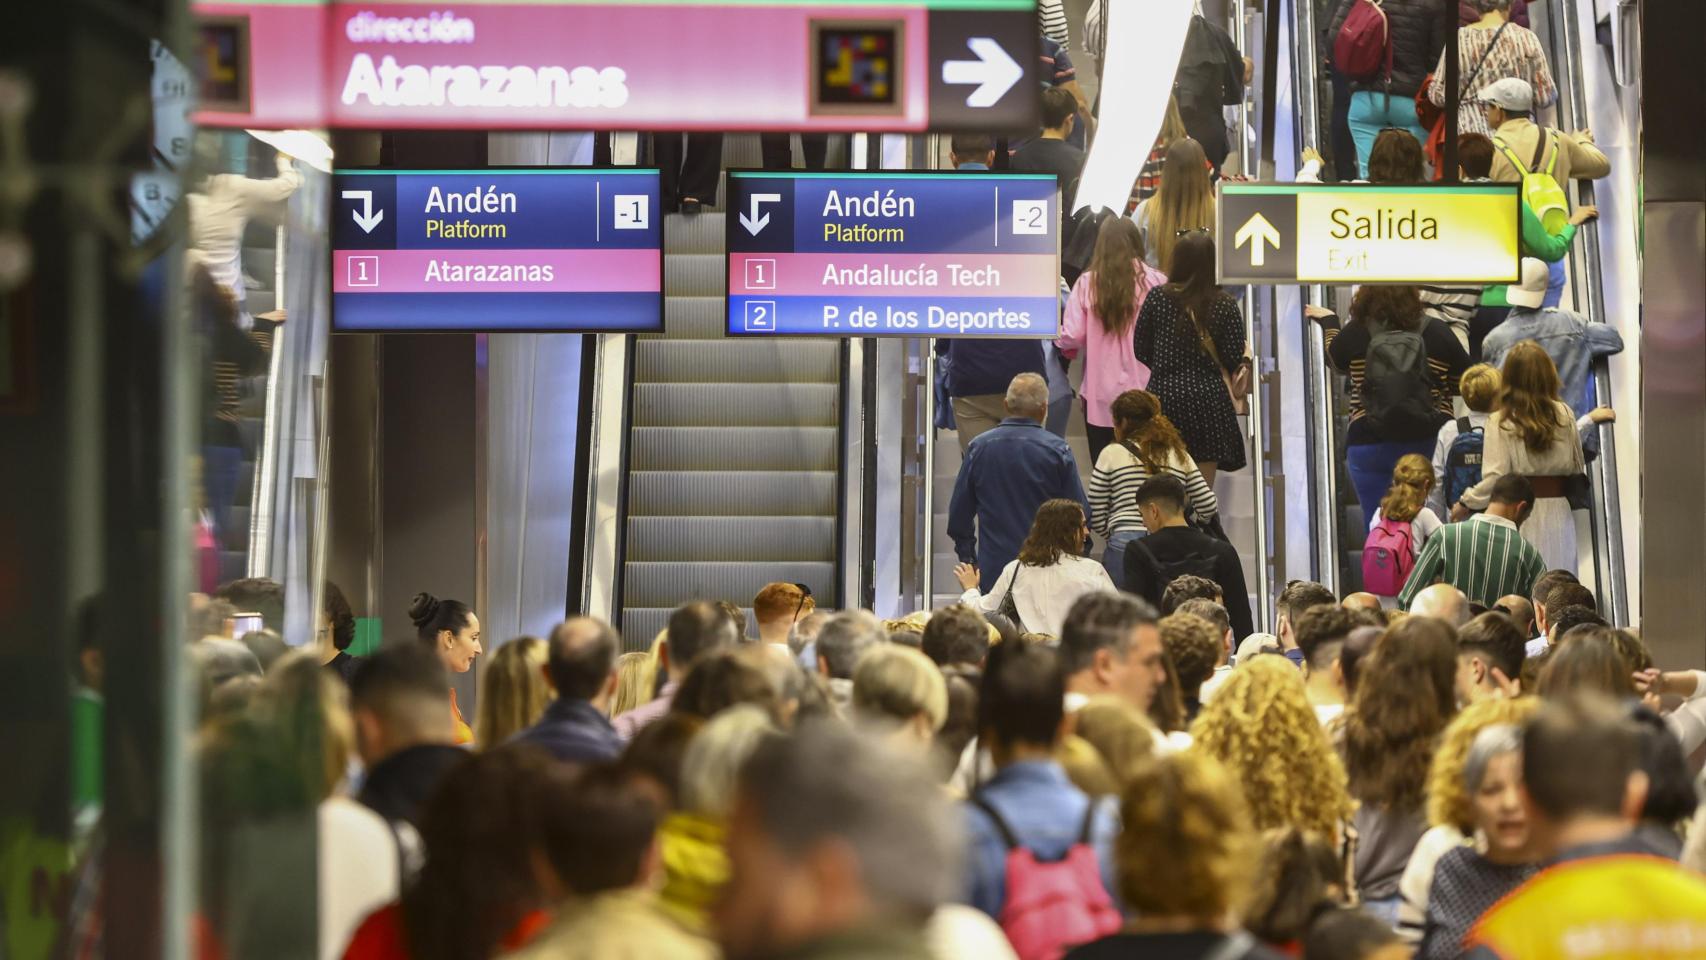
[1061,204,1112,286]
[1361,323,1439,435]
[1132,538,1221,602]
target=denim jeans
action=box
[1102,530,1147,591]
[1544,257,1566,308]
[1346,439,1435,531]
[1348,91,1430,179]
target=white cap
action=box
[1476,77,1534,113]
[1508,258,1549,309]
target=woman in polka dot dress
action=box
[1133,231,1248,482]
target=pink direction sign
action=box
[191,0,1040,132]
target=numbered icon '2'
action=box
[743,300,777,332]
[1012,200,1048,236]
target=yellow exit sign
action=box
[1216,183,1522,285]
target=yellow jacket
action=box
[657,812,729,936]
[1467,852,1706,959]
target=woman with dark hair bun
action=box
[409,592,482,745]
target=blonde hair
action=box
[1190,657,1354,838]
[1379,453,1435,524]
[1459,363,1501,413]
[474,636,552,750]
[1057,735,1120,797]
[1072,696,1158,784]
[1425,696,1539,831]
[852,645,948,732]
[1147,137,1216,274]
[1117,752,1255,920]
[254,649,354,800]
[611,650,658,718]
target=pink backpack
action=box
[973,797,1121,960]
[1362,515,1415,597]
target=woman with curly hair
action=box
[1452,341,1586,571]
[954,499,1114,638]
[1190,657,1354,841]
[1064,752,1287,960]
[1395,697,1538,946]
[1341,619,1460,922]
[1086,390,1219,589]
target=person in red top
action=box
[342,746,563,960]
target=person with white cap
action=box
[1479,77,1611,310]
[1480,257,1621,430]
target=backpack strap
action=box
[971,796,1022,851]
[1076,798,1101,845]
[1530,128,1551,175]
[1492,136,1529,175]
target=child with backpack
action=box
[1430,364,1499,519]
[1363,454,1442,605]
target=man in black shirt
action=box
[1124,475,1254,641]
[1012,87,1086,217]
[351,643,468,829]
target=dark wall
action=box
[378,335,480,710]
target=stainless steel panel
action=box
[631,382,840,426]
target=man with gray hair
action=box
[716,723,960,960]
[1410,582,1471,628]
[948,372,1088,591]
[814,610,887,714]
[939,319,1047,451]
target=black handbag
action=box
[997,564,1028,634]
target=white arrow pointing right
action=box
[739,193,782,236]
[941,37,1024,109]
[341,189,385,234]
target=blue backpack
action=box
[1444,416,1484,509]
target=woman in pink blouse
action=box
[1057,217,1167,463]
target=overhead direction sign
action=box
[331,168,662,333]
[1216,183,1522,285]
[191,0,1039,132]
[726,170,1061,338]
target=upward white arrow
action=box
[740,193,782,236]
[1234,212,1282,267]
[941,37,1024,109]
[341,189,385,233]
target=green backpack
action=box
[1495,130,1569,235]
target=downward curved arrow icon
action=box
[1235,212,1281,266]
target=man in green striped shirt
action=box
[1399,474,1548,610]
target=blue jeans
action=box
[202,444,243,545]
[1348,91,1430,179]
[1347,439,1435,531]
[1544,257,1566,308]
[1102,530,1146,591]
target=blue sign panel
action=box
[331,167,663,333]
[725,170,1060,338]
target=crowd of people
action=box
[169,561,1706,960]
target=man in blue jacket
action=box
[948,373,1088,591]
[511,617,622,763]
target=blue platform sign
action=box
[331,167,663,333]
[725,170,1061,338]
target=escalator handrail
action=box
[1290,0,1342,592]
[1543,0,1629,625]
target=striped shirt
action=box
[1086,443,1218,538]
[1397,513,1546,609]
[1038,0,1069,44]
[1419,284,1480,351]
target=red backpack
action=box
[1334,0,1392,82]
[972,797,1121,960]
[1362,515,1416,597]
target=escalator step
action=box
[664,213,726,256]
[653,296,729,340]
[628,470,836,517]
[629,426,838,471]
[665,255,726,297]
[631,382,839,428]
[626,516,835,562]
[623,560,835,610]
[635,340,839,384]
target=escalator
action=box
[617,205,846,645]
[1292,0,1631,610]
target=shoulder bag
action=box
[1192,303,1252,416]
[996,563,1027,633]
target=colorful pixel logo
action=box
[813,22,903,114]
